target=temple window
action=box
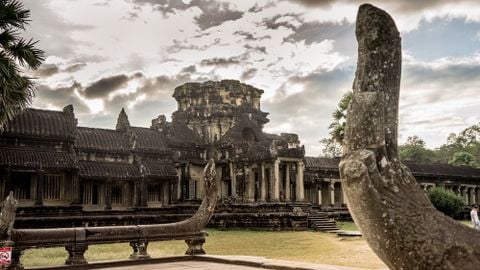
[81,182,99,205]
[43,174,63,200]
[12,172,31,200]
[111,184,123,205]
[183,179,197,200]
[147,183,162,202]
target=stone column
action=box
[329,181,335,207]
[34,170,44,206]
[71,174,81,205]
[230,162,237,197]
[296,161,305,202]
[176,167,182,201]
[272,160,280,201]
[140,178,148,207]
[284,163,291,202]
[246,165,255,203]
[317,184,322,206]
[259,163,266,202]
[472,188,477,205]
[469,187,474,205]
[104,177,112,210]
[163,181,170,205]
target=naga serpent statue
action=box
[340,4,480,270]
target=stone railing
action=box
[4,226,207,269]
[0,159,218,270]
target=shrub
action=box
[427,186,466,218]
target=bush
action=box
[427,186,466,218]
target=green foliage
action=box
[0,0,44,127]
[449,151,477,167]
[320,91,352,157]
[398,136,434,163]
[428,187,466,218]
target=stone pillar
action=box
[273,160,280,201]
[140,178,148,207]
[259,163,266,202]
[296,161,305,202]
[284,163,291,202]
[104,177,112,210]
[246,165,255,202]
[176,167,182,201]
[317,185,322,206]
[34,170,44,206]
[329,181,335,207]
[469,187,474,205]
[473,188,477,205]
[230,162,237,197]
[162,181,170,205]
[71,174,81,205]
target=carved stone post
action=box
[284,163,291,202]
[296,161,305,201]
[272,160,280,201]
[229,162,236,197]
[129,241,151,260]
[329,181,335,207]
[65,229,88,265]
[259,163,266,202]
[185,236,206,255]
[246,166,255,203]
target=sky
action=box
[22,0,480,156]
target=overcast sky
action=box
[23,0,480,156]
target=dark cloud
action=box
[34,64,60,77]
[287,0,479,13]
[82,74,130,98]
[244,44,267,54]
[286,20,355,56]
[34,82,90,114]
[200,57,241,66]
[132,0,244,30]
[263,14,301,30]
[64,63,87,73]
[240,68,258,80]
[181,65,197,73]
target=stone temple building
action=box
[0,80,479,229]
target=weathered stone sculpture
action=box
[340,4,480,270]
[0,192,17,240]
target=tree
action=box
[398,135,434,163]
[320,91,352,157]
[340,4,480,269]
[449,151,477,167]
[435,123,480,166]
[0,0,44,127]
[427,187,466,218]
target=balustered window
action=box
[111,184,123,205]
[81,182,99,205]
[12,172,31,200]
[42,174,63,200]
[147,183,161,202]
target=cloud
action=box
[33,82,90,114]
[200,57,241,66]
[82,74,130,98]
[34,64,60,77]
[241,68,258,81]
[181,65,197,73]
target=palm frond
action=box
[6,38,44,68]
[0,0,30,30]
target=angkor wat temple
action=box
[1,80,479,229]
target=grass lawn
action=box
[22,227,386,269]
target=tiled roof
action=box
[140,161,177,178]
[77,127,130,153]
[79,160,140,179]
[0,148,77,170]
[304,156,480,179]
[165,122,203,145]
[2,108,76,140]
[131,127,170,152]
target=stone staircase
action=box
[308,211,339,232]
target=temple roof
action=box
[130,127,170,152]
[79,160,140,179]
[164,122,203,145]
[77,127,130,153]
[1,108,76,141]
[304,156,480,179]
[139,160,177,178]
[0,147,77,170]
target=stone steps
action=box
[308,212,339,232]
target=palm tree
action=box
[328,91,352,144]
[0,0,44,127]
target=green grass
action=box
[21,228,386,269]
[337,221,358,231]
